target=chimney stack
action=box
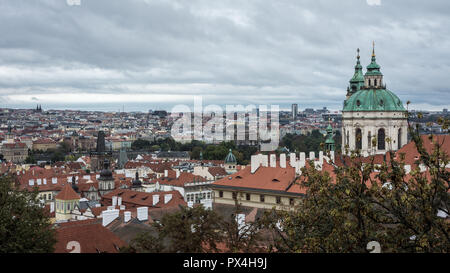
[102,209,119,226]
[112,196,118,206]
[289,153,296,167]
[176,169,180,178]
[269,154,276,168]
[260,154,268,167]
[164,170,168,177]
[319,151,324,164]
[280,153,286,168]
[330,151,335,163]
[309,152,315,161]
[153,194,160,206]
[251,155,260,173]
[164,194,173,204]
[124,211,131,223]
[137,207,148,221]
[118,197,122,206]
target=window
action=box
[246,193,251,201]
[398,128,402,150]
[355,128,362,150]
[289,198,294,206]
[378,128,386,150]
[374,79,378,86]
[219,191,223,198]
[260,195,265,203]
[232,192,237,200]
[276,196,281,204]
[368,131,372,149]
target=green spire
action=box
[349,48,365,93]
[325,122,335,151]
[366,41,382,76]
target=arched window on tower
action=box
[374,79,378,87]
[378,128,385,150]
[346,131,349,147]
[369,79,372,87]
[398,128,402,150]
[355,128,362,150]
[368,131,372,149]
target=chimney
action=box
[112,196,118,206]
[295,161,302,175]
[50,202,55,213]
[260,154,268,167]
[153,194,160,205]
[107,206,115,210]
[119,205,125,210]
[269,154,276,167]
[309,151,315,161]
[319,151,324,164]
[250,155,260,173]
[176,169,180,178]
[300,152,305,163]
[124,211,131,223]
[164,170,168,177]
[102,209,119,227]
[280,153,286,168]
[164,194,173,204]
[117,197,122,206]
[137,207,148,221]
[289,153,296,167]
[404,165,411,174]
[330,151,335,163]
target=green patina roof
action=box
[225,149,237,164]
[325,125,334,144]
[343,88,406,112]
[365,51,382,76]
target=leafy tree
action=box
[0,175,56,253]
[262,114,450,253]
[127,206,223,253]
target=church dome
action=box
[343,88,406,112]
[224,149,237,164]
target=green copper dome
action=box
[225,149,237,164]
[343,89,406,112]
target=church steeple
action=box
[347,48,365,98]
[364,42,384,89]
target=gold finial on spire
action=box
[357,48,360,59]
[372,41,376,57]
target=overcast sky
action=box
[0,0,449,112]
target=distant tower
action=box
[98,160,115,196]
[118,147,128,169]
[325,123,335,151]
[291,104,298,120]
[55,184,80,221]
[131,171,143,192]
[90,130,112,172]
[6,123,14,144]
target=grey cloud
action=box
[0,0,449,111]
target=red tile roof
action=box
[54,219,126,253]
[55,184,80,200]
[101,189,186,209]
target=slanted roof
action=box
[55,184,80,200]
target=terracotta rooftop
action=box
[55,184,80,200]
[54,219,126,253]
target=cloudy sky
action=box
[0,0,449,112]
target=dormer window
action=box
[356,100,361,107]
